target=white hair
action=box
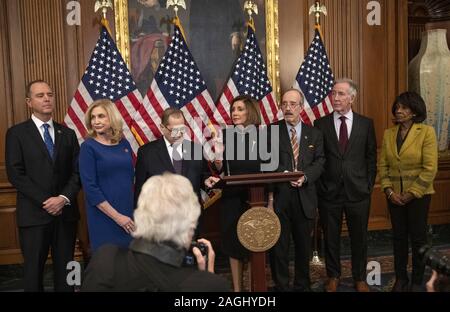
[132,172,201,248]
[335,78,358,97]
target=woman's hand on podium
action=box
[205,176,221,189]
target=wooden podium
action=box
[222,171,303,292]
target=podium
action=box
[222,171,303,292]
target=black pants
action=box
[19,218,77,292]
[270,189,313,290]
[388,195,430,285]
[319,191,370,281]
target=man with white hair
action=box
[314,78,377,292]
[82,172,229,291]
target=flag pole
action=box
[244,1,258,30]
[94,0,113,34]
[308,1,328,267]
[167,0,188,40]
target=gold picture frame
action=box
[113,0,280,101]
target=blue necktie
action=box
[42,123,54,159]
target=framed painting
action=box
[114,0,280,101]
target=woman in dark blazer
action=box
[378,92,438,291]
[212,95,263,292]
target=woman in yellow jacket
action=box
[379,92,438,292]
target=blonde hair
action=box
[84,99,123,143]
[133,173,201,248]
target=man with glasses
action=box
[268,89,325,292]
[135,108,209,208]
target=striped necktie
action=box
[290,127,299,171]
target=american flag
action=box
[293,28,334,125]
[214,24,282,126]
[134,19,216,157]
[64,25,143,155]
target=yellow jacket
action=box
[378,123,438,198]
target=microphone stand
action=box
[310,212,324,266]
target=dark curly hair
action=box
[392,91,427,124]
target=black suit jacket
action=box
[314,112,377,202]
[5,119,81,227]
[270,120,325,219]
[81,243,230,292]
[134,138,207,206]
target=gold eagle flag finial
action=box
[309,1,327,26]
[244,1,258,29]
[244,1,258,24]
[166,0,187,18]
[94,0,113,20]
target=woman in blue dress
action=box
[79,99,135,252]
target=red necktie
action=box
[339,116,348,153]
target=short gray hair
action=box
[335,78,358,97]
[133,173,200,248]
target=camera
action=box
[183,241,208,266]
[419,245,450,276]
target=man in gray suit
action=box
[314,78,377,292]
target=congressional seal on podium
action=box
[237,206,281,252]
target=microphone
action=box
[226,159,231,176]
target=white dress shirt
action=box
[31,114,55,143]
[333,110,354,140]
[163,137,183,164]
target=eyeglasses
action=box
[163,125,186,136]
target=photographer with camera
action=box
[419,245,450,292]
[81,173,230,291]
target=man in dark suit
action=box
[314,78,377,292]
[268,89,325,292]
[135,108,211,206]
[5,80,81,292]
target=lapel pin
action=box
[124,148,129,153]
[57,130,62,134]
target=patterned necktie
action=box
[339,116,348,153]
[290,127,299,171]
[42,123,54,159]
[172,144,182,174]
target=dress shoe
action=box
[391,279,409,292]
[354,281,370,292]
[324,277,340,292]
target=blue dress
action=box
[79,138,134,252]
